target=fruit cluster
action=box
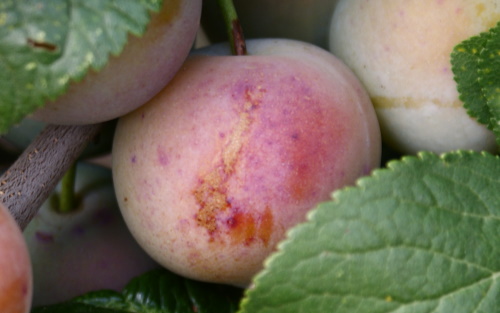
[1,1,498,312]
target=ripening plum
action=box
[112,39,381,286]
[0,203,32,313]
[33,0,202,125]
[23,163,158,306]
[329,0,500,154]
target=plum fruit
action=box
[0,203,32,313]
[32,0,202,125]
[23,163,158,306]
[329,0,500,154]
[201,0,339,49]
[112,39,381,286]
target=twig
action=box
[217,0,247,56]
[0,123,103,229]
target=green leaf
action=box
[239,151,500,313]
[479,22,500,143]
[451,21,500,144]
[0,0,163,134]
[451,28,493,127]
[32,269,244,313]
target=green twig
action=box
[217,0,246,56]
[58,162,77,213]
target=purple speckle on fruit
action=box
[35,231,54,243]
[157,146,169,166]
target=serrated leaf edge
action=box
[239,149,500,312]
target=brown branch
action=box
[231,19,247,56]
[0,123,103,230]
[217,0,247,56]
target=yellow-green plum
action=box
[33,0,202,125]
[201,0,339,49]
[329,0,500,154]
[112,39,381,286]
[23,163,158,306]
[0,203,32,313]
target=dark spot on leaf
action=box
[27,38,57,52]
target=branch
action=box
[0,123,103,229]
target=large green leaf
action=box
[239,151,500,313]
[32,269,244,313]
[0,0,163,134]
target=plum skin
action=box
[329,0,499,154]
[0,203,32,313]
[112,39,381,286]
[32,0,202,125]
[22,163,158,307]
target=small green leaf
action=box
[0,0,163,134]
[479,22,500,143]
[451,28,493,126]
[239,151,500,313]
[451,20,500,144]
[32,269,244,313]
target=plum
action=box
[112,39,381,286]
[23,163,158,306]
[0,203,32,313]
[329,0,500,154]
[32,0,202,125]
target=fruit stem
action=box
[58,162,77,213]
[0,123,103,230]
[217,0,247,56]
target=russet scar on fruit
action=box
[193,85,273,245]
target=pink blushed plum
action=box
[33,0,202,125]
[0,203,32,313]
[112,39,381,286]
